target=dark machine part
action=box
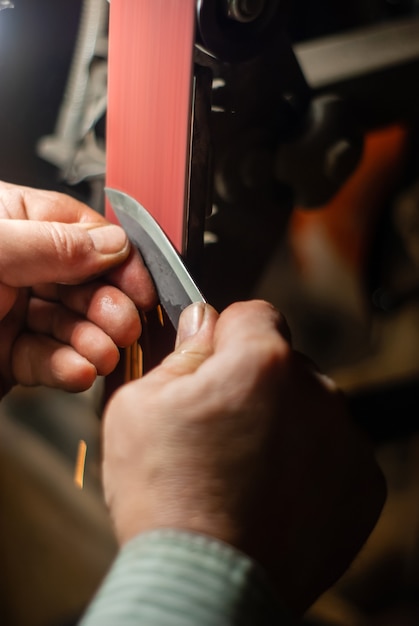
[196,0,284,62]
[190,2,419,455]
[275,94,364,207]
[294,15,419,130]
[191,0,363,308]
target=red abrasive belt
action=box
[106,0,196,254]
[105,0,196,381]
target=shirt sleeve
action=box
[79,529,294,626]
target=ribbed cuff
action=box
[79,529,292,626]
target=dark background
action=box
[0,0,82,189]
[0,0,416,191]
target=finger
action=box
[0,284,18,319]
[215,300,292,349]
[0,290,28,382]
[0,181,107,223]
[31,246,158,312]
[0,220,131,287]
[58,282,142,347]
[106,245,158,311]
[27,298,120,376]
[31,283,59,302]
[139,303,219,385]
[160,302,219,376]
[12,334,97,392]
[213,300,291,363]
[0,181,157,306]
[196,300,292,394]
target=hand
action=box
[0,181,156,397]
[102,299,386,615]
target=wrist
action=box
[81,529,293,625]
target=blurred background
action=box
[1,0,419,624]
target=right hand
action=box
[102,299,386,615]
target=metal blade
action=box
[106,188,205,329]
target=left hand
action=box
[0,181,156,398]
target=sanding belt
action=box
[106,0,195,249]
[106,0,197,378]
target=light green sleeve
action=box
[79,529,294,626]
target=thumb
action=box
[154,302,219,380]
[0,220,130,287]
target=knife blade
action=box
[105,188,205,330]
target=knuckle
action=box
[238,315,291,361]
[46,222,91,262]
[162,349,207,377]
[258,336,292,375]
[231,333,292,394]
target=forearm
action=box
[79,530,293,626]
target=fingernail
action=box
[176,302,206,347]
[88,225,129,255]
